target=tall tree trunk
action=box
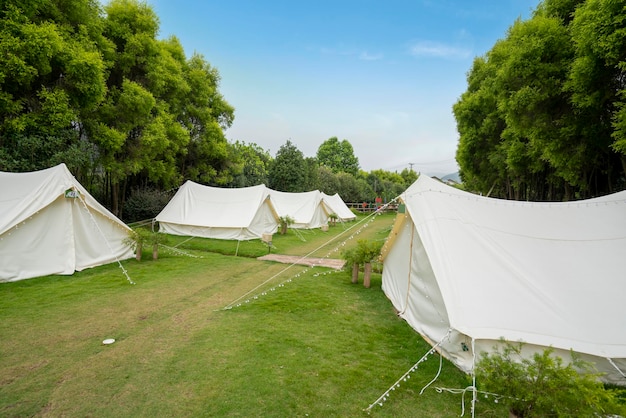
[111,180,120,217]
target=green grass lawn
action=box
[0,213,509,417]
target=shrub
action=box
[278,215,294,235]
[476,341,626,417]
[341,239,383,287]
[123,187,172,223]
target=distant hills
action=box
[441,172,461,183]
[425,171,461,183]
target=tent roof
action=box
[155,181,276,228]
[0,163,126,235]
[321,192,356,221]
[399,175,626,358]
[268,189,328,226]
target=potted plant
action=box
[341,239,383,288]
[147,230,168,260]
[278,215,294,235]
[124,228,150,261]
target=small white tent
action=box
[268,189,332,229]
[381,175,626,384]
[155,181,279,240]
[321,192,356,222]
[0,164,134,282]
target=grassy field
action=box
[0,212,509,417]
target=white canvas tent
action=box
[0,164,134,282]
[381,175,626,384]
[321,192,356,222]
[269,189,332,229]
[155,181,279,240]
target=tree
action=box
[0,0,108,174]
[227,141,271,187]
[568,0,626,187]
[335,172,363,202]
[177,52,234,186]
[316,136,360,176]
[87,0,233,214]
[87,0,180,215]
[454,0,626,199]
[317,166,340,195]
[268,140,306,192]
[302,156,320,191]
[399,168,418,186]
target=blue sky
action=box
[148,0,540,175]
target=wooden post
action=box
[351,263,359,284]
[363,262,372,288]
[152,243,159,260]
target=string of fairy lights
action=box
[364,328,511,417]
[221,201,397,311]
[75,190,136,285]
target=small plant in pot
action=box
[341,239,383,288]
[278,215,294,235]
[124,228,168,261]
[124,228,150,261]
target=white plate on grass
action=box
[102,338,115,345]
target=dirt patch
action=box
[257,254,345,270]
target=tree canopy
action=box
[316,136,360,176]
[0,0,234,216]
[454,0,625,199]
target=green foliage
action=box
[0,0,235,212]
[316,136,360,176]
[341,239,383,267]
[226,141,271,187]
[122,187,172,223]
[454,0,626,199]
[278,215,294,235]
[268,140,306,192]
[476,341,625,417]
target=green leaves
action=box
[454,0,626,199]
[316,136,360,176]
[476,341,625,417]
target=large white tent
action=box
[155,181,279,240]
[381,175,626,384]
[321,192,356,222]
[0,164,134,282]
[268,189,332,229]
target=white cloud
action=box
[359,51,383,61]
[408,41,471,59]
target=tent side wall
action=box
[71,199,134,270]
[381,211,452,351]
[321,193,356,221]
[155,182,279,240]
[0,196,75,282]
